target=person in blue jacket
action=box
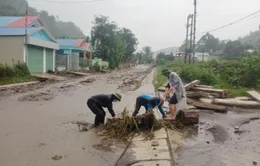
[132,94,166,119]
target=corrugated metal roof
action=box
[0,16,21,27]
[75,39,84,46]
[57,39,77,46]
[8,15,38,27]
[80,42,89,49]
[0,27,42,36]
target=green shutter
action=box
[28,45,43,73]
[46,49,53,71]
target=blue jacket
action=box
[139,94,165,118]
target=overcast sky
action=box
[28,0,260,51]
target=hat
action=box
[113,93,122,101]
[162,68,171,75]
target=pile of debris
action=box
[100,108,185,140]
[159,80,260,112]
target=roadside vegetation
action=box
[0,62,35,85]
[155,52,260,97]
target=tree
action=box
[84,36,90,42]
[196,33,220,54]
[156,52,174,62]
[91,15,118,61]
[142,46,153,63]
[119,28,138,62]
[91,15,137,69]
[223,40,246,59]
[108,36,126,69]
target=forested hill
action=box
[239,30,260,50]
[0,0,85,38]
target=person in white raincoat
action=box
[162,68,187,120]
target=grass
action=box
[155,58,260,97]
[0,76,36,86]
[0,62,36,86]
[154,65,167,90]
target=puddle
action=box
[176,111,260,166]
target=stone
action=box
[253,161,257,165]
[151,141,159,146]
[52,155,62,161]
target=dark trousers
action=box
[87,98,106,126]
[132,97,148,117]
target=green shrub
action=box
[0,63,15,78]
[156,53,260,97]
[93,61,101,72]
[0,62,32,85]
[13,61,30,76]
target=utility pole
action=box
[25,3,28,43]
[193,0,197,63]
[25,2,28,63]
[184,14,191,64]
[189,14,193,65]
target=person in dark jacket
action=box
[87,93,122,127]
[132,94,166,119]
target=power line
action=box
[32,0,105,4]
[202,9,260,34]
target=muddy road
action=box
[1,64,260,166]
[0,65,153,166]
[176,109,260,166]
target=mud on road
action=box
[176,110,260,166]
[0,65,153,166]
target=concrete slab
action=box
[130,146,170,160]
[132,133,147,141]
[132,129,167,141]
[0,81,39,89]
[132,160,171,166]
[67,71,90,76]
[131,139,168,148]
[153,129,167,139]
[32,73,65,81]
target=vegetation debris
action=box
[100,108,185,140]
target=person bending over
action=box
[87,93,122,127]
[132,94,166,119]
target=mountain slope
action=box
[240,30,260,50]
[0,0,85,38]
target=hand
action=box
[113,115,118,119]
[164,92,169,97]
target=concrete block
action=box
[153,129,167,139]
[132,160,171,166]
[131,146,170,160]
[131,139,168,148]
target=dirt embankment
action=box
[1,65,153,102]
[107,65,154,92]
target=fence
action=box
[56,54,67,71]
[79,57,91,68]
[56,53,80,71]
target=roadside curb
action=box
[115,128,173,166]
[0,81,39,90]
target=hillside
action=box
[239,30,260,50]
[153,46,179,57]
[0,0,85,38]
